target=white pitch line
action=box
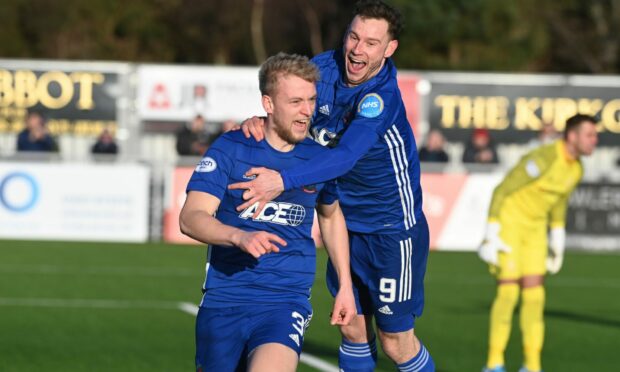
[0,264,196,277]
[0,297,181,310]
[177,302,200,315]
[299,353,340,372]
[177,302,339,372]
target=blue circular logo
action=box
[357,93,384,118]
[0,172,39,213]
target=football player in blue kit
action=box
[229,1,435,371]
[179,52,356,372]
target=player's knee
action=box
[521,275,544,288]
[340,316,373,343]
[378,329,416,364]
[496,283,520,307]
[340,324,369,343]
[521,285,545,306]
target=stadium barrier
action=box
[162,165,620,252]
[0,161,150,242]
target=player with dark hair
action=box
[180,52,355,372]
[479,114,598,372]
[229,1,435,371]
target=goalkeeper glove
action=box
[546,227,566,274]
[478,222,511,266]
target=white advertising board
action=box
[0,162,150,242]
[137,65,265,123]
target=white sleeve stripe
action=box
[385,130,410,229]
[391,126,417,226]
[385,126,416,229]
[387,127,414,228]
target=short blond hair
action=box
[259,52,320,96]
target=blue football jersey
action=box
[280,50,424,234]
[186,131,336,309]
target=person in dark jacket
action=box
[462,128,499,164]
[419,129,449,163]
[17,111,57,152]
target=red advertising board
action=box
[420,173,468,249]
[163,167,199,244]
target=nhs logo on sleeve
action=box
[239,202,306,226]
[357,93,384,118]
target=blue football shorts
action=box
[327,215,429,333]
[195,303,312,372]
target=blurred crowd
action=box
[10,110,238,160]
[9,111,620,168]
[417,122,583,167]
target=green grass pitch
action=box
[0,240,618,371]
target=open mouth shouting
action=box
[347,54,367,76]
[293,118,310,132]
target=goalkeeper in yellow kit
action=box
[479,114,599,372]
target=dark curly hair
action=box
[354,0,403,40]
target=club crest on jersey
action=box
[239,202,306,226]
[525,160,540,178]
[311,127,337,146]
[195,157,217,172]
[357,93,384,118]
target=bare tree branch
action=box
[297,0,323,55]
[251,0,267,63]
[543,7,603,73]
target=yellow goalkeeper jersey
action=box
[488,140,583,227]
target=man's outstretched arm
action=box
[229,121,380,213]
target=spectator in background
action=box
[176,114,209,156]
[220,119,238,133]
[528,121,560,149]
[419,129,449,163]
[91,129,118,154]
[204,119,239,144]
[17,111,57,152]
[462,128,499,164]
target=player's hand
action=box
[240,116,266,141]
[330,285,356,326]
[546,227,566,274]
[228,167,285,217]
[478,222,511,266]
[225,124,241,132]
[236,231,286,259]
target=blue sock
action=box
[338,337,377,372]
[397,343,435,372]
